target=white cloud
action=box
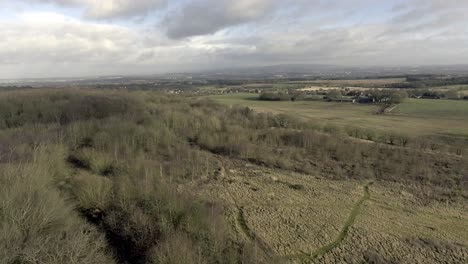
[0,11,258,77]
[21,0,166,19]
[0,12,136,63]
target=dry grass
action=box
[318,181,468,263]
[70,171,113,211]
[194,162,468,263]
[197,163,362,256]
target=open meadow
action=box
[207,93,468,141]
[288,78,406,88]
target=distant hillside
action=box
[198,64,468,79]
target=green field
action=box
[395,98,468,119]
[207,93,468,138]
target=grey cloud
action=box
[162,0,397,39]
[164,0,276,39]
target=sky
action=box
[0,0,467,78]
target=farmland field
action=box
[207,93,468,138]
[287,78,406,86]
[394,98,468,119]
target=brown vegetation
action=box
[0,88,466,263]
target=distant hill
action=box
[3,64,468,86]
[197,64,468,79]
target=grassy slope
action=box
[310,182,372,259]
[285,182,373,262]
[197,164,468,263]
[207,93,468,137]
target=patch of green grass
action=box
[207,94,468,138]
[394,98,468,119]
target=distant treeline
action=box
[386,76,468,88]
[259,89,408,104]
[0,85,34,90]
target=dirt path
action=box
[216,157,275,259]
[215,155,373,263]
[385,104,398,113]
[378,103,399,114]
[285,182,373,263]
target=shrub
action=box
[70,171,113,211]
[0,90,144,128]
[258,92,291,101]
[69,148,119,176]
[0,151,114,264]
[148,233,200,264]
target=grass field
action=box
[207,93,468,138]
[287,78,406,87]
[395,98,468,118]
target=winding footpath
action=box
[215,155,373,263]
[286,182,373,263]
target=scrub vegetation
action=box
[0,88,467,263]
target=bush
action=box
[70,171,113,211]
[258,92,291,101]
[0,90,143,128]
[148,233,200,264]
[0,149,114,264]
[69,148,119,176]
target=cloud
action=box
[0,11,169,78]
[0,12,137,64]
[22,0,166,19]
[164,0,276,39]
[0,11,260,77]
[162,0,390,39]
[1,0,468,78]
